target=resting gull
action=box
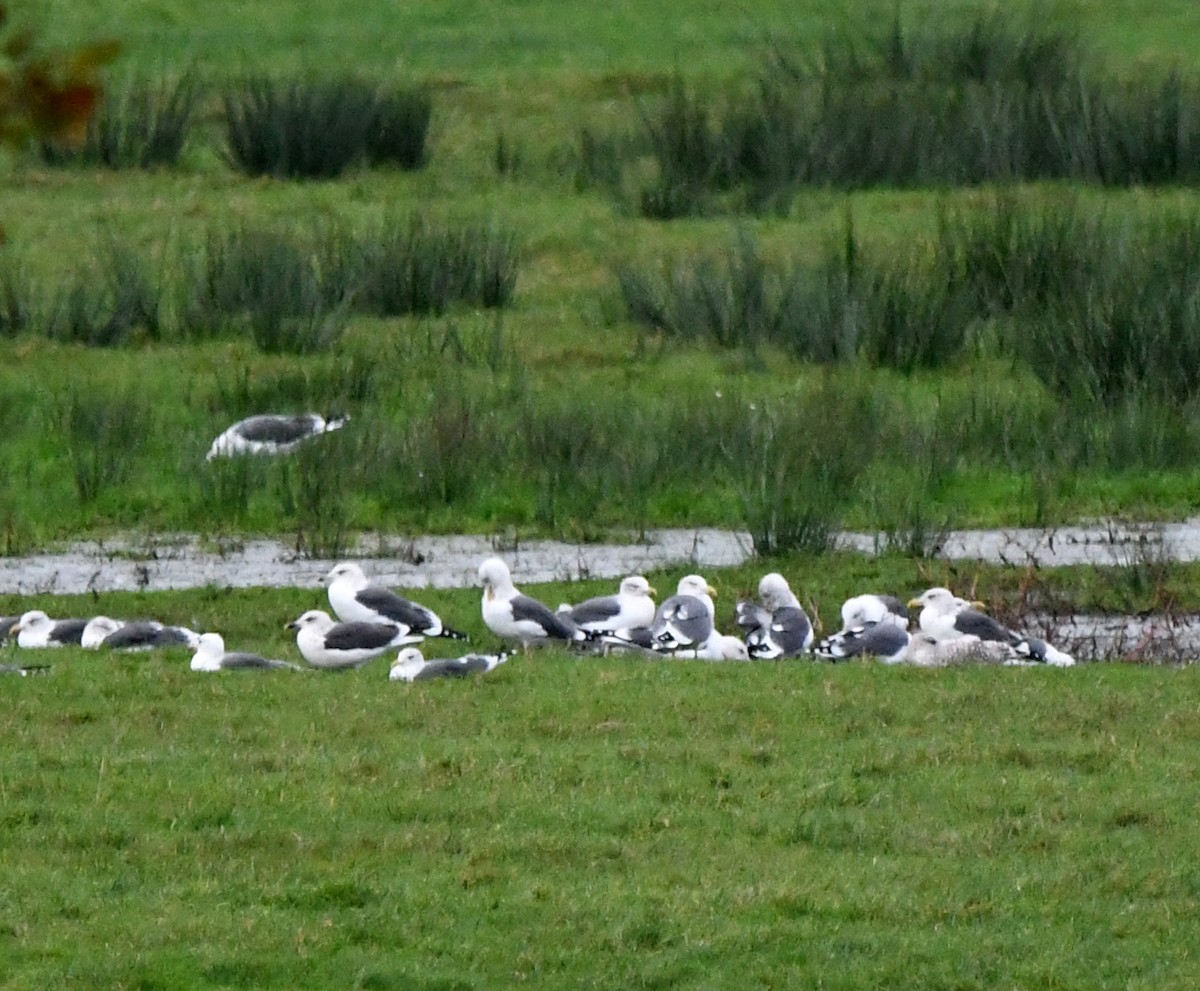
[840,594,910,630]
[815,622,912,663]
[904,632,1017,667]
[649,574,717,653]
[11,610,88,648]
[389,646,509,682]
[287,609,422,670]
[478,557,587,649]
[674,631,750,662]
[560,575,657,634]
[1012,636,1076,667]
[742,573,813,659]
[191,632,302,672]
[82,616,201,651]
[326,562,467,640]
[206,412,349,460]
[908,588,1019,646]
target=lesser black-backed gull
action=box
[908,587,1019,646]
[287,609,422,670]
[326,562,467,640]
[82,616,201,651]
[815,622,911,663]
[206,412,349,460]
[389,646,509,681]
[478,557,586,649]
[648,574,717,652]
[191,632,302,672]
[560,575,657,634]
[11,610,88,648]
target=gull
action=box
[840,593,910,630]
[560,575,657,634]
[904,632,1017,667]
[191,632,302,672]
[81,616,200,651]
[649,574,717,653]
[908,587,1018,646]
[325,562,467,640]
[287,609,422,670]
[478,557,586,649]
[11,610,88,648]
[741,573,813,659]
[815,622,912,663]
[389,646,509,682]
[206,412,349,460]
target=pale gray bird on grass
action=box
[649,574,717,653]
[740,573,813,659]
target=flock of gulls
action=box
[0,554,1075,679]
[2,413,1077,676]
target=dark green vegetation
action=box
[3,1,1200,555]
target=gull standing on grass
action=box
[325,562,467,640]
[287,609,423,670]
[478,557,587,650]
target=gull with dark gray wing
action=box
[288,609,422,670]
[326,561,466,640]
[11,610,88,648]
[389,646,509,682]
[206,413,349,460]
[478,557,587,649]
[191,632,302,672]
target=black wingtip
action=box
[440,627,471,641]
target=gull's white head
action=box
[390,646,427,681]
[325,562,368,587]
[619,575,656,598]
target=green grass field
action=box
[5,640,1200,990]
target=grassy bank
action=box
[3,644,1199,989]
